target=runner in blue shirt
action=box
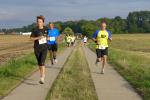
[47,23,60,65]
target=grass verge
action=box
[45,45,98,100]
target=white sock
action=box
[40,75,45,81]
[101,68,104,71]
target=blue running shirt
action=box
[47,28,60,45]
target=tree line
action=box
[1,11,150,37]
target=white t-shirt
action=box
[83,37,88,42]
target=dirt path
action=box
[83,46,142,100]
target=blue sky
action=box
[0,0,150,28]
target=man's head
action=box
[49,23,54,29]
[37,15,45,28]
[100,21,107,30]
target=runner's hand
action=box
[38,36,45,40]
[95,40,99,45]
[47,37,50,40]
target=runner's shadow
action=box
[21,78,39,86]
[92,71,101,74]
[45,65,61,70]
[23,81,39,86]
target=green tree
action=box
[81,22,98,37]
[63,27,74,36]
[53,21,63,32]
[127,11,150,33]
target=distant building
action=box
[0,32,4,35]
[11,32,18,35]
[21,32,32,35]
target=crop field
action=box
[0,35,33,65]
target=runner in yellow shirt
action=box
[92,22,112,74]
[66,35,71,47]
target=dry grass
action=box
[0,35,33,65]
[110,34,150,53]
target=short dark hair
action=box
[49,22,54,25]
[101,18,107,24]
[37,15,45,22]
[101,21,106,25]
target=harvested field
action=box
[0,35,33,65]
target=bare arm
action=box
[56,36,60,43]
[30,36,43,41]
[92,38,99,45]
[108,38,112,42]
[92,38,97,42]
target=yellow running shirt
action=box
[93,30,111,49]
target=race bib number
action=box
[49,37,56,41]
[98,45,106,50]
[39,37,47,45]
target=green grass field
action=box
[89,34,150,100]
[46,45,98,100]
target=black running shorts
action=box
[34,48,48,66]
[96,48,108,58]
[47,44,58,52]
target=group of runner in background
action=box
[65,34,88,47]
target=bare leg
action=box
[39,66,45,78]
[95,57,101,65]
[53,51,57,59]
[49,50,53,64]
[53,51,58,64]
[98,57,102,62]
[39,65,45,83]
[101,55,107,74]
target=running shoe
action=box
[95,58,100,66]
[100,69,105,74]
[54,59,58,64]
[39,77,45,84]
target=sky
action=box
[0,0,150,28]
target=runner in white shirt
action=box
[83,36,88,46]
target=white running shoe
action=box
[95,59,100,66]
[101,69,105,74]
[39,77,45,84]
[54,59,58,64]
